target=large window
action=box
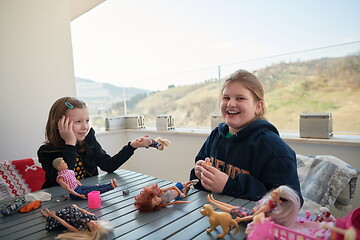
[71,1,360,133]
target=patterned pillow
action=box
[297,154,359,213]
[0,158,45,200]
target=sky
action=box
[71,0,360,91]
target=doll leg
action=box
[207,194,235,212]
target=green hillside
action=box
[127,54,360,132]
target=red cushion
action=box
[0,158,45,199]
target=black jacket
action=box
[38,128,136,189]
[190,119,303,203]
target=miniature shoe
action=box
[1,197,26,216]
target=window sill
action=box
[96,128,360,147]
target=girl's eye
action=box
[222,96,230,100]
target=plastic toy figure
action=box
[315,207,335,223]
[134,180,198,212]
[207,185,301,227]
[53,158,118,200]
[147,137,170,150]
[40,204,113,240]
[200,203,239,239]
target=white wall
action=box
[0,0,76,161]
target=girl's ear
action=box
[255,100,264,115]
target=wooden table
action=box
[0,169,254,240]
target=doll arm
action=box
[76,179,82,186]
[72,204,93,215]
[57,177,87,199]
[45,209,79,232]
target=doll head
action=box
[134,184,164,212]
[52,158,67,171]
[155,137,170,150]
[266,186,301,227]
[55,220,114,240]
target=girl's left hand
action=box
[130,135,152,148]
[200,164,228,193]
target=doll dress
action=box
[230,197,278,219]
[45,206,97,231]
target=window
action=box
[71,1,360,133]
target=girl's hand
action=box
[72,204,79,209]
[194,158,211,179]
[200,164,228,193]
[58,115,77,146]
[130,135,152,148]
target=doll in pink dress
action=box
[53,158,118,200]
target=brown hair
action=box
[44,97,87,147]
[221,69,266,119]
[134,184,165,212]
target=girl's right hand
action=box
[58,115,77,146]
[194,158,211,179]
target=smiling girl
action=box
[38,97,153,188]
[190,70,302,203]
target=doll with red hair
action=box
[134,180,197,212]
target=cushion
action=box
[297,154,359,213]
[0,158,45,200]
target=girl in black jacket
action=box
[38,96,153,189]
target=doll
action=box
[40,204,113,240]
[147,137,170,150]
[53,158,118,200]
[134,180,197,212]
[207,185,300,227]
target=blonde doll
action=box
[207,185,300,227]
[40,204,113,240]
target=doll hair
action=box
[134,184,164,212]
[266,185,300,228]
[221,69,267,119]
[52,157,63,169]
[45,96,87,148]
[55,220,114,240]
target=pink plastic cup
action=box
[88,191,101,209]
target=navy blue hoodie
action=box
[190,119,302,202]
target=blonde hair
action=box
[267,186,300,228]
[221,69,266,119]
[52,157,63,169]
[55,220,114,240]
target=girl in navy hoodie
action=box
[190,70,302,203]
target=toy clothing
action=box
[229,196,277,219]
[45,206,97,231]
[56,169,114,200]
[57,169,78,190]
[161,182,185,203]
[190,119,303,203]
[38,128,136,188]
[71,184,113,200]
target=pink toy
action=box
[333,206,360,240]
[247,217,333,240]
[88,191,101,209]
